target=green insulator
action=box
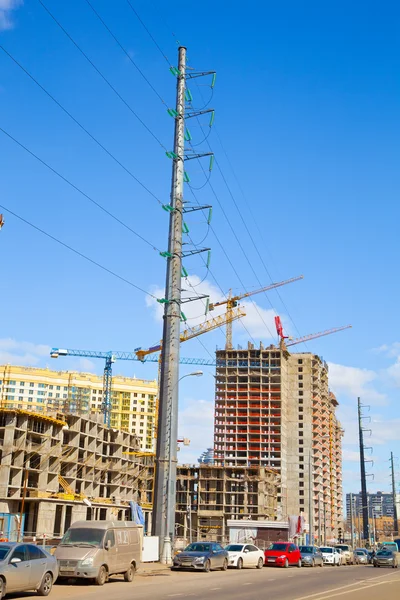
[159,251,172,258]
[205,298,210,315]
[209,155,214,171]
[185,88,193,102]
[157,298,169,304]
[182,222,189,234]
[211,72,216,88]
[209,111,215,127]
[184,128,192,141]
[184,171,190,183]
[207,207,213,224]
[162,204,174,212]
[170,66,180,76]
[181,266,188,278]
[167,108,179,117]
[206,250,211,268]
[181,312,187,322]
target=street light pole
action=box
[308,451,313,545]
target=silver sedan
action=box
[0,542,58,598]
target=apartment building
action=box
[346,491,400,521]
[213,343,343,541]
[175,464,278,543]
[0,408,153,537]
[0,365,157,451]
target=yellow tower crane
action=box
[208,275,304,350]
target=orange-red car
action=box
[264,542,302,568]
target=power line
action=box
[0,125,160,252]
[0,43,164,209]
[0,203,158,299]
[37,0,167,151]
[84,0,167,106]
[125,0,172,66]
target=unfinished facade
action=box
[213,344,343,541]
[0,409,153,538]
[175,464,277,544]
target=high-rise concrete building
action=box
[213,343,343,541]
[0,365,157,451]
[346,491,400,521]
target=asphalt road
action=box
[5,564,400,600]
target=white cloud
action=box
[342,449,360,462]
[328,362,387,405]
[0,0,22,30]
[145,274,280,344]
[177,398,214,464]
[0,338,51,366]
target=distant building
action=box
[0,364,157,451]
[198,448,214,464]
[346,491,400,521]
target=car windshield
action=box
[225,545,243,552]
[268,543,288,551]
[60,528,104,547]
[356,551,365,555]
[335,545,349,551]
[377,551,393,556]
[320,547,333,553]
[185,543,211,552]
[299,546,314,554]
[0,546,11,561]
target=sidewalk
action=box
[138,562,171,576]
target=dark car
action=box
[373,550,398,568]
[264,542,302,568]
[172,542,228,572]
[299,546,324,567]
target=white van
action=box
[55,520,143,585]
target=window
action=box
[139,430,143,434]
[64,387,68,391]
[134,393,137,397]
[8,380,16,385]
[63,394,67,399]
[29,390,33,395]
[48,393,53,398]
[10,545,27,562]
[299,490,304,496]
[140,408,145,413]
[299,383,303,388]
[298,367,303,372]
[19,397,23,401]
[300,499,304,505]
[19,389,24,394]
[141,394,145,398]
[299,407,303,412]
[27,545,46,560]
[299,481,304,487]
[104,530,115,548]
[298,359,303,364]
[299,415,303,421]
[38,383,46,389]
[56,393,60,399]
[298,375,303,380]
[30,383,34,388]
[49,385,53,390]
[37,391,45,396]
[56,386,60,391]
[289,544,296,552]
[20,382,25,386]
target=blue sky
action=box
[1,0,399,498]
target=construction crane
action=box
[51,306,245,427]
[274,315,352,351]
[208,275,304,350]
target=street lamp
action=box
[161,370,203,565]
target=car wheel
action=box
[0,577,5,600]
[374,564,377,567]
[319,560,323,567]
[204,560,211,573]
[336,560,340,567]
[257,557,264,569]
[124,564,135,582]
[221,559,228,571]
[95,566,107,586]
[284,559,289,568]
[237,558,243,570]
[37,572,53,597]
[297,559,302,568]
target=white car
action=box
[320,546,342,566]
[225,543,264,569]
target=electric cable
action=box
[37,0,167,151]
[0,44,164,210]
[0,125,161,250]
[0,202,159,300]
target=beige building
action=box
[0,365,157,452]
[213,343,343,541]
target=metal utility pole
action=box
[358,397,369,543]
[308,451,314,545]
[152,46,186,564]
[350,493,354,546]
[390,451,399,535]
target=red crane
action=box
[274,316,352,350]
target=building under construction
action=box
[175,464,278,544]
[213,343,343,543]
[0,409,154,538]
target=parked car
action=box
[224,543,264,569]
[0,542,58,598]
[354,550,368,564]
[299,546,324,567]
[373,550,398,568]
[172,542,228,572]
[380,542,398,553]
[320,546,342,566]
[264,542,301,568]
[335,544,354,565]
[54,520,142,585]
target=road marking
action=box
[167,595,184,597]
[291,572,398,600]
[307,579,398,600]
[210,588,221,591]
[242,582,253,585]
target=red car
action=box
[264,542,302,568]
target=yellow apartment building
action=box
[0,365,157,451]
